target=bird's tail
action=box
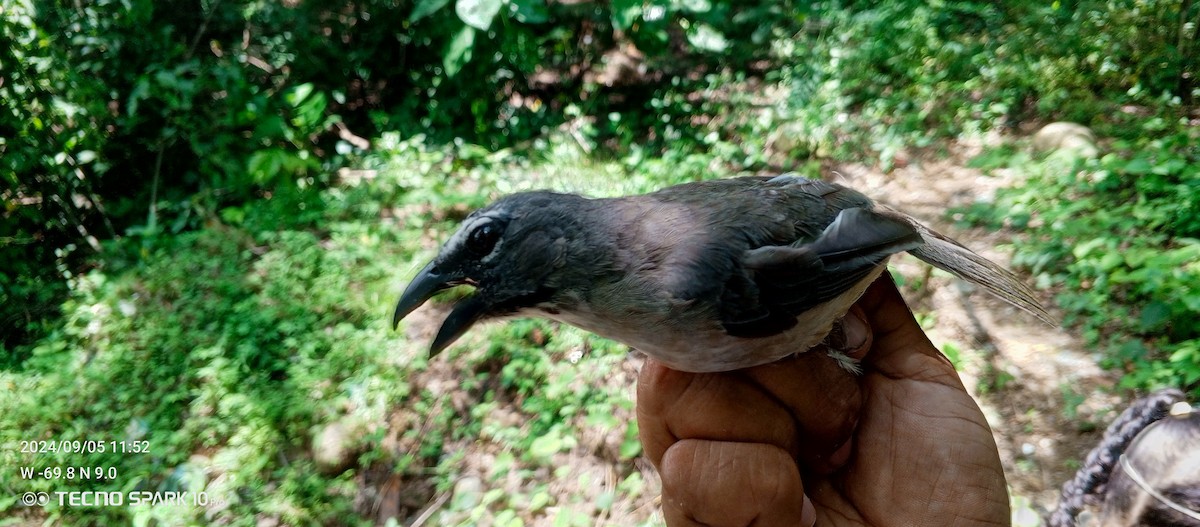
[886,211,1056,325]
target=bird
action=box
[392,174,1052,373]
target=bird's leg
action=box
[821,318,863,375]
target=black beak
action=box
[428,295,489,357]
[392,260,490,357]
[393,260,452,329]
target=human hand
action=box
[636,275,1009,526]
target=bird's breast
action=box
[544,305,833,372]
[536,264,884,372]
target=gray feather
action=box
[727,208,926,336]
[883,210,1056,325]
[807,208,925,270]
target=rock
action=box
[1031,122,1099,159]
[312,417,367,474]
[450,476,484,510]
[1021,442,1036,456]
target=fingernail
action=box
[801,494,816,526]
[842,312,869,350]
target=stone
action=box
[1032,122,1099,159]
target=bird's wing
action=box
[721,207,923,337]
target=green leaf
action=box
[1098,251,1123,271]
[611,0,642,30]
[456,0,504,30]
[410,0,452,22]
[219,206,246,225]
[1072,237,1108,259]
[528,490,551,510]
[1138,301,1171,331]
[443,26,476,77]
[941,342,963,369]
[248,150,284,183]
[285,83,315,107]
[1169,343,1198,364]
[1123,157,1153,175]
[1152,158,1186,175]
[510,0,548,24]
[966,145,1017,170]
[252,115,288,141]
[292,91,328,132]
[528,430,563,460]
[686,23,728,52]
[619,424,642,460]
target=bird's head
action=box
[392,192,588,356]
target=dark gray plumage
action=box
[393,175,1052,373]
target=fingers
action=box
[638,350,862,474]
[853,274,958,382]
[637,360,799,467]
[741,349,863,472]
[660,439,815,527]
[837,304,873,361]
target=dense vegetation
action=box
[2,0,1197,524]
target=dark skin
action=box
[637,275,1010,526]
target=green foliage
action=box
[766,0,1199,168]
[1,0,345,354]
[960,117,1200,395]
[0,162,411,522]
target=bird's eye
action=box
[466,222,502,257]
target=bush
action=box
[960,117,1200,394]
[767,0,1199,166]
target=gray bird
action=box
[392,174,1051,373]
